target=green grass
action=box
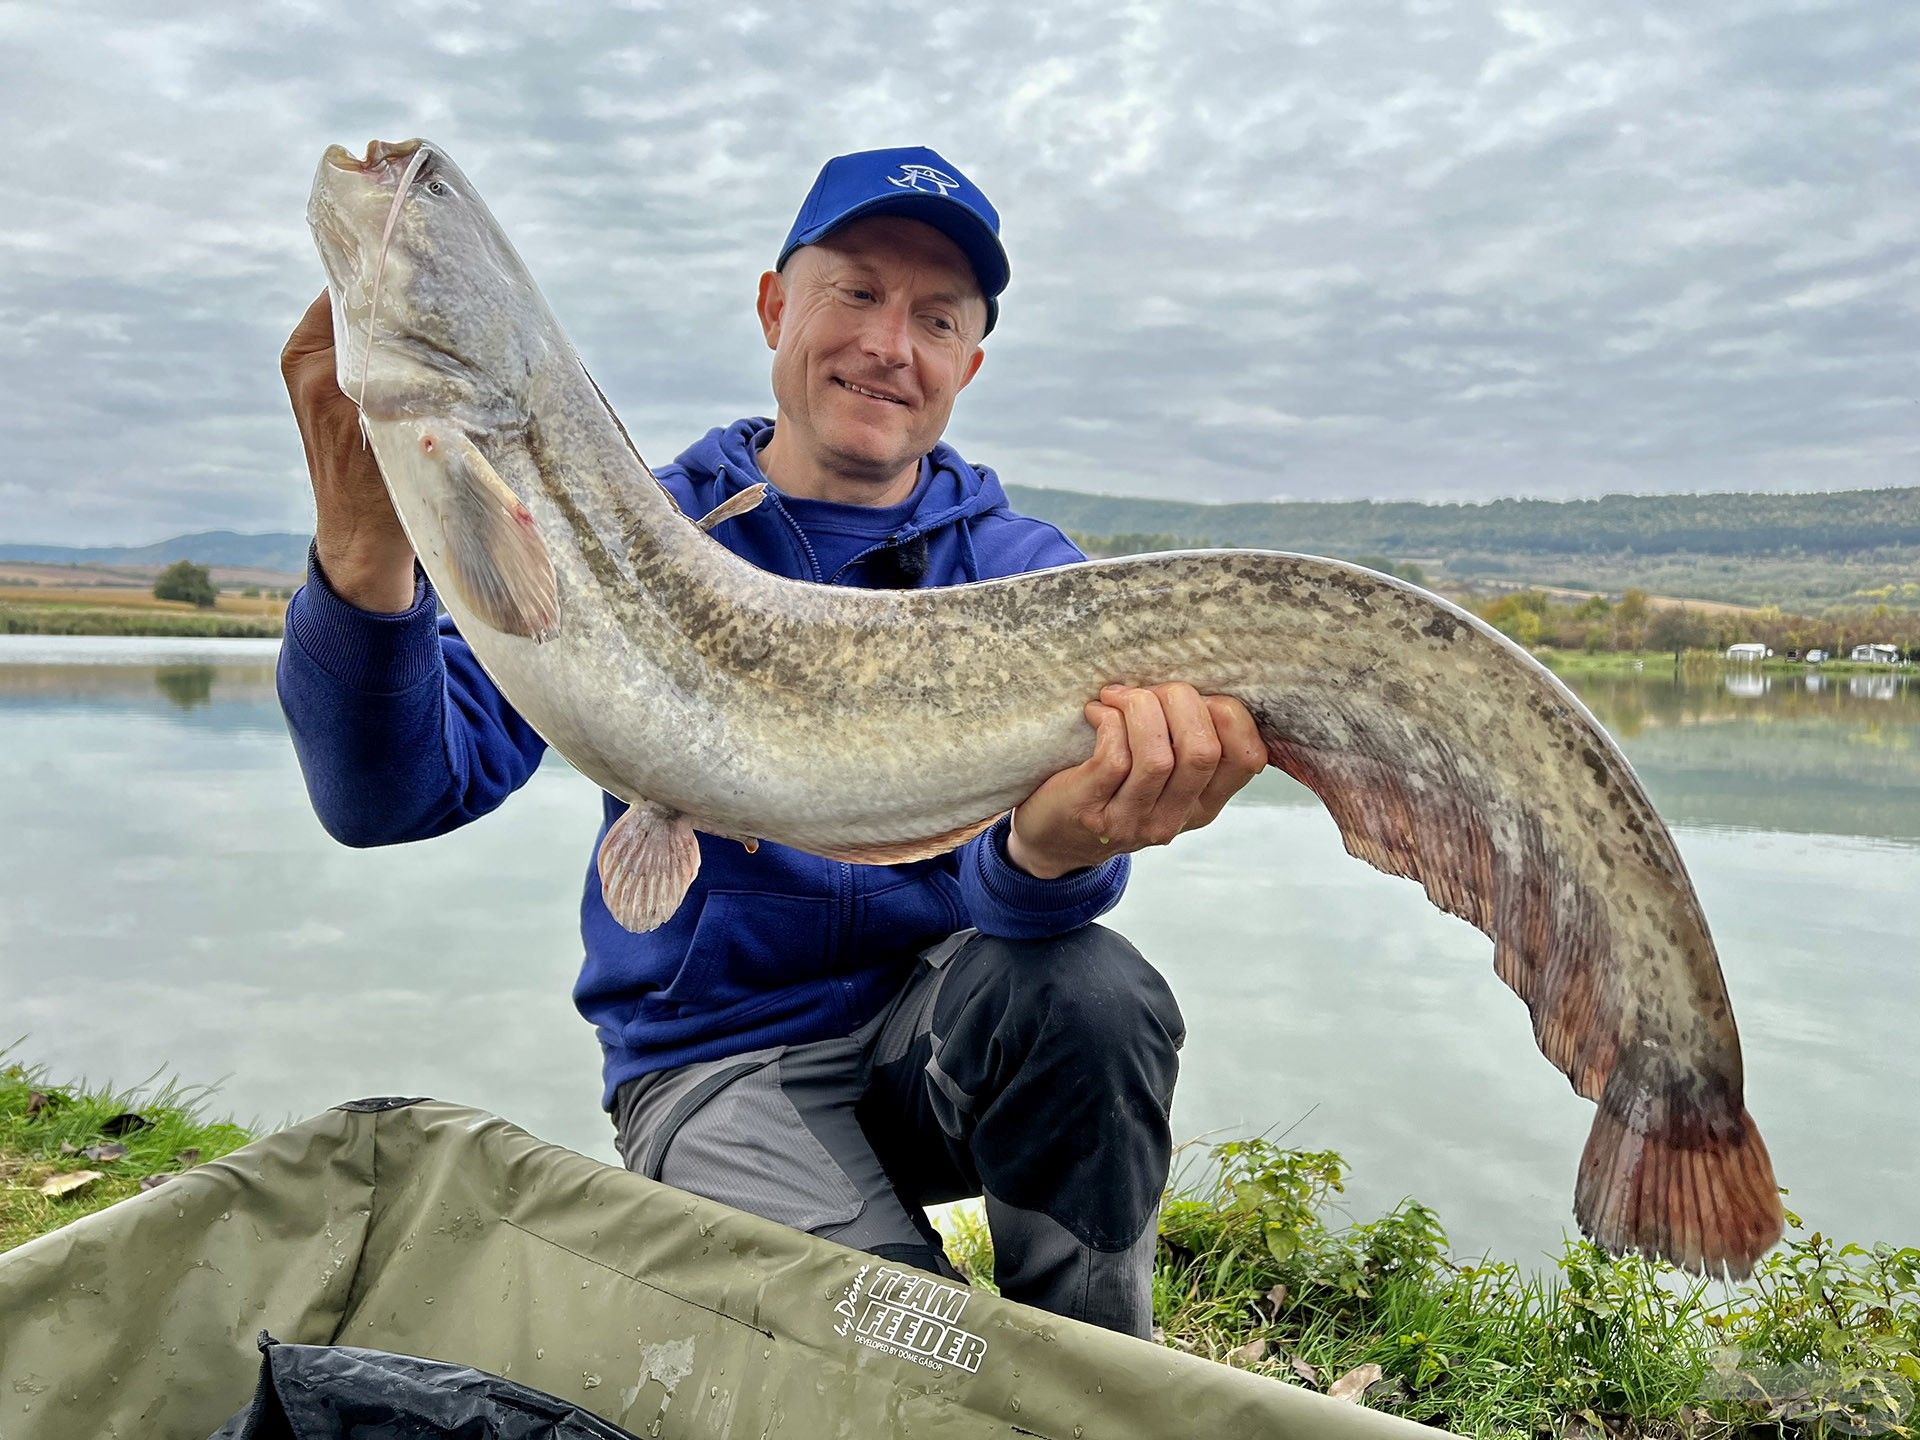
[0,602,282,638]
[940,1139,1920,1439]
[0,1057,254,1252]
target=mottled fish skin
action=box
[306,139,1784,1277]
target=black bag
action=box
[210,1333,641,1439]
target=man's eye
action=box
[928,315,955,332]
[847,288,876,301]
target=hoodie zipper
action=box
[750,474,859,1027]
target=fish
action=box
[305,138,1784,1277]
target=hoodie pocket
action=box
[659,890,837,1009]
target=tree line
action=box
[1030,485,1920,559]
[1473,588,1920,660]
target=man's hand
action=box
[1005,683,1268,880]
[281,291,417,612]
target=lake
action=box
[1,635,1914,1265]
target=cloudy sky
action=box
[2,0,1914,545]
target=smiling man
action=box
[277,146,1265,1338]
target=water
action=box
[1,635,1914,1264]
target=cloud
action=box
[1,0,1914,543]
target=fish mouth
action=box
[309,139,436,280]
[323,138,429,181]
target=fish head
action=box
[308,139,552,424]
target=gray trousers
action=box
[610,925,1184,1337]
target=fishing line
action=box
[357,144,433,447]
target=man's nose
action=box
[858,302,914,369]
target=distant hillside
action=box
[8,484,1919,611]
[0,530,310,574]
[1005,485,1920,558]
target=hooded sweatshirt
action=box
[277,418,1129,1107]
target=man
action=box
[276,146,1266,1338]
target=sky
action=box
[1,0,1915,546]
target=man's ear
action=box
[956,345,985,393]
[756,270,785,350]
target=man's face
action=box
[757,215,988,488]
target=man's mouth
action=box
[834,377,909,405]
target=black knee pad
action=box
[943,926,1186,1062]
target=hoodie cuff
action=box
[962,814,1130,940]
[284,542,443,694]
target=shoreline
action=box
[6,1058,1914,1436]
[1535,647,1914,679]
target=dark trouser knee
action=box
[929,925,1184,1253]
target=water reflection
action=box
[0,638,279,719]
[1,637,1916,1262]
[154,665,218,710]
[1567,665,1916,738]
[1560,665,1920,845]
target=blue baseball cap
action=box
[778,146,1008,336]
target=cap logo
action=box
[886,164,961,198]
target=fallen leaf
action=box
[1264,1282,1290,1316]
[175,1147,202,1166]
[1328,1363,1384,1403]
[138,1173,173,1192]
[1289,1354,1320,1387]
[1151,1326,1166,1344]
[79,1142,128,1163]
[39,1170,105,1199]
[100,1112,151,1137]
[26,1090,54,1118]
[1231,1339,1269,1367]
[58,1140,81,1156]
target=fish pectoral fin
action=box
[694,483,768,533]
[430,429,559,641]
[598,802,700,933]
[808,812,1003,866]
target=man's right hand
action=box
[281,291,418,613]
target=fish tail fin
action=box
[1574,1048,1784,1279]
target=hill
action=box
[8,484,1920,612]
[1005,486,1920,611]
[1004,485,1920,557]
[0,530,311,575]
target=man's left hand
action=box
[1005,684,1268,880]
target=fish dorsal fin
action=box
[598,802,700,933]
[695,483,768,533]
[579,363,682,516]
[426,429,558,641]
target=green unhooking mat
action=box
[0,1098,1447,1438]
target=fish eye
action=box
[424,178,450,197]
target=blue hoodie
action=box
[277,418,1129,1107]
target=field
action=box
[0,569,293,637]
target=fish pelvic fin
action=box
[809,812,1004,865]
[428,429,559,641]
[1575,1044,1784,1278]
[694,483,768,533]
[598,802,700,933]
